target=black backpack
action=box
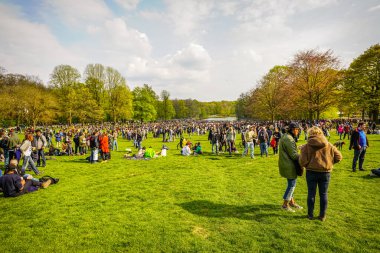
[258,131,266,142]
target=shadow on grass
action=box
[178,200,281,220]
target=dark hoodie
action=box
[299,134,342,172]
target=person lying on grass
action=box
[0,160,54,197]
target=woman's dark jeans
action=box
[306,170,331,218]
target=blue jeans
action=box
[212,142,219,154]
[21,156,39,175]
[306,170,330,218]
[113,140,118,151]
[4,149,10,169]
[37,149,46,166]
[283,178,297,201]
[243,142,255,158]
[260,143,268,157]
[352,147,366,171]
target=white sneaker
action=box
[281,205,295,212]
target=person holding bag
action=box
[278,122,303,212]
[299,126,342,221]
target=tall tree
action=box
[84,64,106,107]
[289,49,341,120]
[49,65,81,124]
[132,84,158,122]
[255,66,289,122]
[49,65,81,89]
[158,90,175,120]
[344,44,380,122]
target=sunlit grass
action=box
[1,132,379,252]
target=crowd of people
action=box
[0,119,377,221]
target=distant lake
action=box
[205,116,237,121]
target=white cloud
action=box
[0,3,83,82]
[163,0,215,38]
[368,4,380,12]
[114,0,140,11]
[170,43,212,70]
[42,0,112,27]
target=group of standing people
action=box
[0,129,47,176]
[278,121,369,221]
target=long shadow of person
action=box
[178,200,281,221]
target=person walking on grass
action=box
[278,122,303,212]
[19,134,40,175]
[299,126,342,221]
[350,122,369,172]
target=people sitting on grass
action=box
[193,142,203,155]
[0,160,54,197]
[144,146,156,159]
[159,145,169,157]
[182,141,192,156]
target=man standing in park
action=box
[258,127,269,157]
[242,125,257,159]
[349,122,369,172]
[226,126,236,155]
[89,130,100,164]
[35,129,47,167]
[8,129,21,162]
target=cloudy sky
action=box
[1,0,379,101]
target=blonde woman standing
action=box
[299,126,342,221]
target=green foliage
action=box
[0,74,58,127]
[1,133,379,252]
[132,84,158,122]
[49,65,81,89]
[344,44,380,122]
[158,90,175,120]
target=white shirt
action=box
[182,146,191,156]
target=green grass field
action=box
[1,132,379,252]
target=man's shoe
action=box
[352,169,356,172]
[41,179,52,189]
[307,216,314,220]
[318,216,326,222]
[359,168,365,171]
[281,205,295,212]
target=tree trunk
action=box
[372,107,379,123]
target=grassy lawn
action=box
[1,132,379,252]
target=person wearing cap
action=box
[278,122,303,212]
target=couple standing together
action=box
[279,123,344,221]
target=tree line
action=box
[236,44,380,123]
[0,64,235,127]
